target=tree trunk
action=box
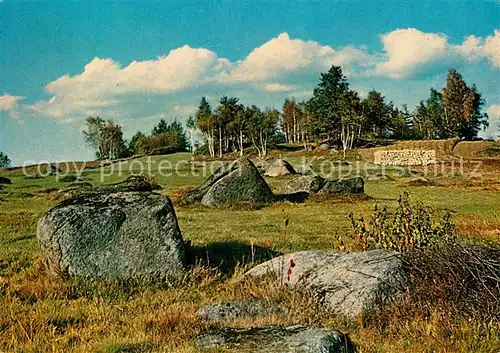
[218,126,223,158]
[239,129,244,157]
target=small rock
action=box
[319,177,364,195]
[102,175,161,192]
[197,298,288,323]
[319,143,330,150]
[197,325,356,353]
[278,176,364,196]
[265,159,297,177]
[367,174,394,181]
[0,177,12,184]
[278,175,325,194]
[294,163,314,175]
[406,177,436,187]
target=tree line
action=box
[83,117,188,160]
[82,66,491,160]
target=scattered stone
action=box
[244,250,403,318]
[367,173,394,181]
[197,298,288,323]
[182,158,275,207]
[319,143,330,150]
[278,176,364,196]
[335,160,352,166]
[319,177,364,195]
[102,175,161,192]
[294,163,314,175]
[0,177,11,184]
[392,168,418,177]
[49,165,63,174]
[406,177,436,187]
[265,159,297,177]
[329,149,339,154]
[374,150,436,166]
[197,325,355,353]
[61,182,94,198]
[278,175,326,195]
[37,191,185,279]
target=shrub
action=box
[349,192,454,252]
[136,132,187,156]
[351,193,499,324]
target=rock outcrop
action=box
[37,191,185,279]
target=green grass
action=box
[0,152,499,352]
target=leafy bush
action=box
[349,192,454,252]
[136,132,187,156]
[351,193,499,324]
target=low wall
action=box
[373,150,436,166]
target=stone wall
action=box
[373,150,436,166]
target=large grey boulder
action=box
[244,250,403,318]
[183,158,275,207]
[197,298,288,323]
[37,191,185,279]
[278,176,364,196]
[265,159,297,177]
[197,325,355,353]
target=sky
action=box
[0,0,499,166]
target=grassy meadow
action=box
[0,150,499,352]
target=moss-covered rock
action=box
[37,191,185,279]
[197,325,356,352]
[183,158,275,207]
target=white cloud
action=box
[30,46,231,120]
[15,29,500,125]
[374,28,500,79]
[458,30,500,67]
[219,32,371,83]
[374,29,451,79]
[262,83,297,92]
[0,93,25,124]
[482,104,500,140]
[487,104,500,118]
[0,93,24,111]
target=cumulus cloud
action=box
[18,29,500,125]
[219,32,372,83]
[457,30,500,67]
[482,104,500,140]
[262,83,297,92]
[374,28,500,79]
[0,93,25,124]
[0,93,24,111]
[30,46,231,120]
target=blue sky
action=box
[1,0,499,166]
